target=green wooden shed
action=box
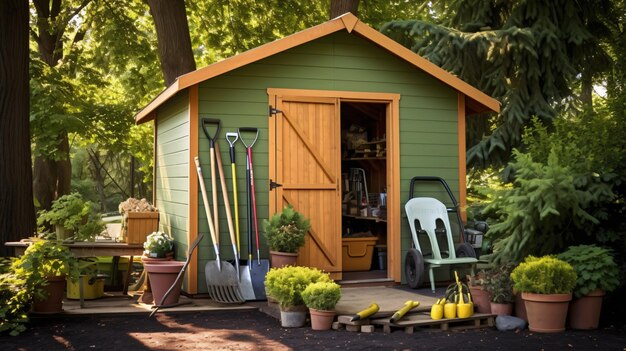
[134,13,499,295]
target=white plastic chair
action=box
[405,197,476,292]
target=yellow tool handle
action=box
[390,300,420,323]
[210,147,218,243]
[350,302,379,321]
[231,162,240,252]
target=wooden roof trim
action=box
[341,13,359,33]
[135,16,348,124]
[351,21,500,114]
[135,12,499,124]
[135,81,179,123]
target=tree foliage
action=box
[482,110,625,263]
[381,0,617,167]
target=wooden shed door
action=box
[269,95,342,279]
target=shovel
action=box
[239,127,269,300]
[226,132,256,301]
[198,119,244,304]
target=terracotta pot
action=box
[309,309,336,330]
[270,251,298,268]
[490,302,513,316]
[515,293,528,322]
[469,286,492,313]
[568,289,605,330]
[144,261,185,307]
[522,292,572,333]
[140,256,173,304]
[33,275,66,314]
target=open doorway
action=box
[339,101,391,284]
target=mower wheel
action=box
[456,242,477,258]
[405,248,425,289]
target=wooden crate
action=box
[121,212,159,244]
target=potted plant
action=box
[11,240,79,313]
[510,255,577,333]
[264,266,330,327]
[37,193,104,241]
[118,198,159,244]
[263,205,310,268]
[558,245,619,329]
[302,281,342,330]
[143,231,175,259]
[140,232,175,304]
[467,270,492,313]
[483,263,516,315]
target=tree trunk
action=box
[330,0,360,19]
[581,70,593,110]
[147,0,196,86]
[0,0,36,254]
[31,0,78,210]
[87,149,108,213]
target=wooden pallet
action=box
[370,312,495,334]
[332,315,375,333]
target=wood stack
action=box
[332,315,375,333]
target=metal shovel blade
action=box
[249,259,269,300]
[238,263,257,301]
[205,261,245,304]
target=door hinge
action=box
[269,105,283,116]
[269,179,283,190]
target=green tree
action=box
[381,0,616,167]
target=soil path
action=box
[2,310,625,350]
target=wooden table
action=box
[5,241,145,307]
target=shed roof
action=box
[135,13,499,124]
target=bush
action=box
[557,245,620,298]
[510,256,577,294]
[263,205,310,253]
[264,266,330,309]
[483,263,516,303]
[0,259,30,336]
[302,281,342,311]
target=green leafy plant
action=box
[2,240,80,335]
[483,263,516,303]
[143,232,174,258]
[510,256,577,295]
[264,266,330,310]
[557,245,620,298]
[263,205,310,253]
[0,259,30,336]
[302,281,342,311]
[37,193,104,241]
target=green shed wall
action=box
[187,31,462,290]
[155,90,190,259]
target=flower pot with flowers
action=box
[143,231,174,259]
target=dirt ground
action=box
[2,310,625,351]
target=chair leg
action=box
[429,268,436,293]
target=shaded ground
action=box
[2,310,625,351]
